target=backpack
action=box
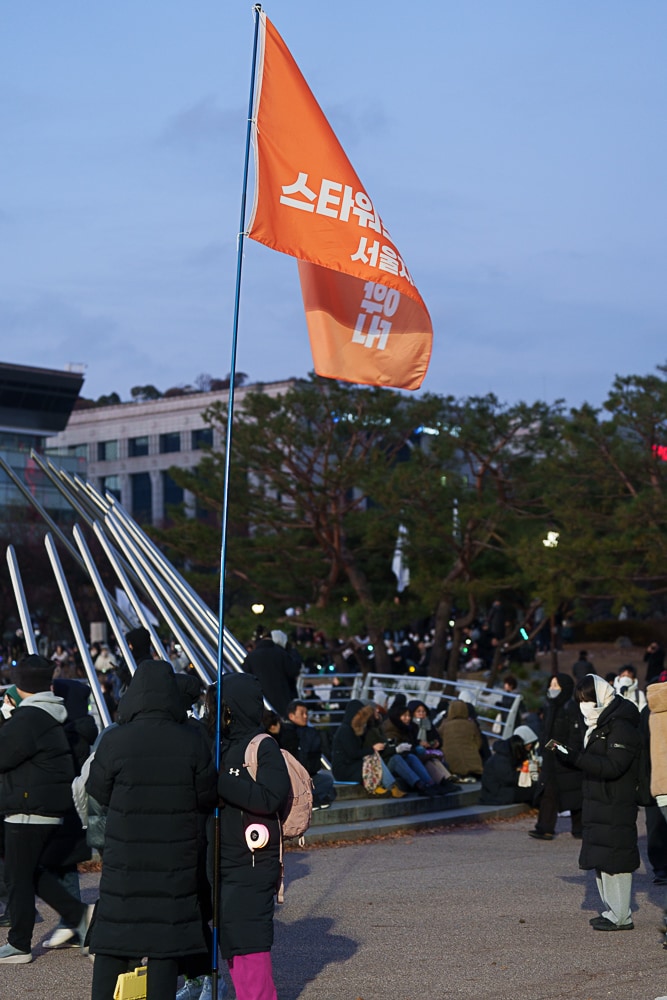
[244,733,313,840]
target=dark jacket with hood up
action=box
[537,673,583,811]
[216,672,290,958]
[574,694,641,874]
[479,738,525,805]
[87,660,218,958]
[331,699,374,783]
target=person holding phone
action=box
[552,674,640,931]
[529,674,583,842]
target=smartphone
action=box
[545,738,568,754]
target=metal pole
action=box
[6,547,38,655]
[212,8,263,994]
[72,525,137,678]
[44,533,112,728]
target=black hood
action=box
[342,698,365,725]
[545,673,574,708]
[52,678,92,721]
[174,672,203,713]
[221,672,265,740]
[116,660,185,724]
[598,692,640,730]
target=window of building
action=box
[128,435,149,457]
[131,472,152,523]
[162,470,184,511]
[159,432,181,454]
[97,440,118,462]
[101,475,121,501]
[191,427,213,450]
[68,443,88,459]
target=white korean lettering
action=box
[350,237,379,267]
[352,282,399,351]
[352,191,382,233]
[316,178,343,218]
[280,172,317,212]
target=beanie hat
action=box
[14,654,54,695]
[125,627,152,662]
[271,630,288,648]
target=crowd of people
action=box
[0,623,666,999]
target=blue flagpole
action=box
[212,5,262,992]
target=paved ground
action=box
[3,810,666,1000]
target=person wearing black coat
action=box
[0,655,92,964]
[555,675,640,931]
[216,672,290,1000]
[331,699,370,783]
[529,673,583,841]
[479,735,535,806]
[86,660,218,1000]
[242,631,301,717]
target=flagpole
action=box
[212,5,262,993]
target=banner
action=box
[247,12,432,391]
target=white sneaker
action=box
[43,926,79,949]
[0,943,33,964]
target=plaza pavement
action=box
[3,809,666,1000]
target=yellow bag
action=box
[113,966,148,1000]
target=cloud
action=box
[158,95,244,150]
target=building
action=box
[46,380,293,525]
[0,361,85,520]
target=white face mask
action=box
[1,702,14,720]
[547,687,561,699]
[580,701,599,725]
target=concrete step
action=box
[299,780,531,845]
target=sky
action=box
[1,2,666,411]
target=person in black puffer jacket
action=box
[529,673,583,841]
[215,672,290,1000]
[479,734,535,806]
[87,659,218,1000]
[554,674,640,931]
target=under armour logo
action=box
[229,767,240,776]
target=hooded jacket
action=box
[87,660,218,958]
[216,672,290,958]
[331,700,374,783]
[573,689,641,874]
[438,700,484,778]
[479,737,525,805]
[538,673,583,810]
[0,691,74,818]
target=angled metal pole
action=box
[212,7,263,992]
[72,525,137,677]
[44,533,113,728]
[6,547,38,655]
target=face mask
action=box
[1,702,14,720]
[547,687,561,699]
[580,701,598,724]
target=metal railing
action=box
[297,671,523,740]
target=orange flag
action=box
[247,12,432,391]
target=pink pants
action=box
[227,951,278,1000]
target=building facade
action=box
[0,361,84,520]
[46,380,293,525]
